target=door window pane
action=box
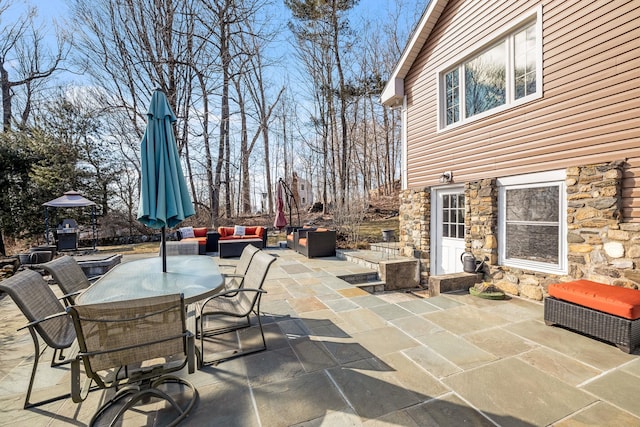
[442,193,465,239]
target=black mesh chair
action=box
[68,293,197,426]
[0,269,76,408]
[198,251,276,364]
[42,255,94,305]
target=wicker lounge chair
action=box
[0,269,76,408]
[198,251,276,365]
[68,293,197,426]
[295,228,337,258]
[42,255,94,305]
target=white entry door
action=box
[432,187,466,275]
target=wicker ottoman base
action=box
[544,297,640,353]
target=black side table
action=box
[206,231,220,252]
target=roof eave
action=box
[380,0,450,107]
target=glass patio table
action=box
[75,255,224,305]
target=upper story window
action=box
[441,16,541,129]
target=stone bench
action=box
[544,280,640,353]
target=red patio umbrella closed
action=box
[274,181,287,230]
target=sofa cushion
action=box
[193,227,208,238]
[234,225,246,236]
[548,280,640,320]
[179,226,195,238]
[218,226,265,240]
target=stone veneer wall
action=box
[399,188,430,284]
[398,160,640,300]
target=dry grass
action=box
[95,242,160,254]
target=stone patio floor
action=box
[1,248,640,426]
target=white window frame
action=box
[497,170,567,275]
[437,7,542,131]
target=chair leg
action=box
[200,296,268,365]
[90,376,197,427]
[24,327,71,409]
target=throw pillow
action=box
[179,226,195,238]
[234,225,246,236]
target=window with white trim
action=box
[441,18,540,128]
[498,171,567,274]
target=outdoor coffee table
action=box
[75,255,224,305]
[218,238,263,258]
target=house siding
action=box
[404,0,640,220]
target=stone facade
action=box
[399,160,640,301]
[399,188,430,283]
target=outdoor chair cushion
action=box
[548,280,640,320]
[218,226,265,240]
[177,227,209,254]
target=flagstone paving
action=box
[1,248,639,426]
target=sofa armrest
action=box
[295,229,336,258]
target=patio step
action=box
[369,242,401,257]
[428,272,482,296]
[336,271,386,293]
[336,249,421,292]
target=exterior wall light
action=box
[440,171,453,183]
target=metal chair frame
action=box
[0,269,76,409]
[68,293,197,427]
[198,251,275,364]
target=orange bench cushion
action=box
[218,226,265,239]
[548,280,640,320]
[179,227,208,246]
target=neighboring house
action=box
[381,0,640,300]
[285,172,314,209]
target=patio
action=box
[1,248,639,426]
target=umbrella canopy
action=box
[274,180,287,230]
[137,89,195,271]
[44,190,96,208]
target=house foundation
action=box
[400,160,640,301]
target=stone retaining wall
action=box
[399,160,640,301]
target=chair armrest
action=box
[199,288,266,310]
[59,291,82,307]
[17,311,68,331]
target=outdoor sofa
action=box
[176,226,210,254]
[218,226,267,248]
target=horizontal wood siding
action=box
[404,0,640,220]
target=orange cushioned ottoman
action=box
[544,280,640,353]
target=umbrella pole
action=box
[161,226,167,272]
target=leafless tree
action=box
[0,1,69,131]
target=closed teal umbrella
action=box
[137,88,195,272]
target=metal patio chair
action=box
[217,244,261,293]
[198,251,276,364]
[42,255,94,305]
[68,293,197,426]
[0,269,76,409]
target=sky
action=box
[3,0,425,87]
